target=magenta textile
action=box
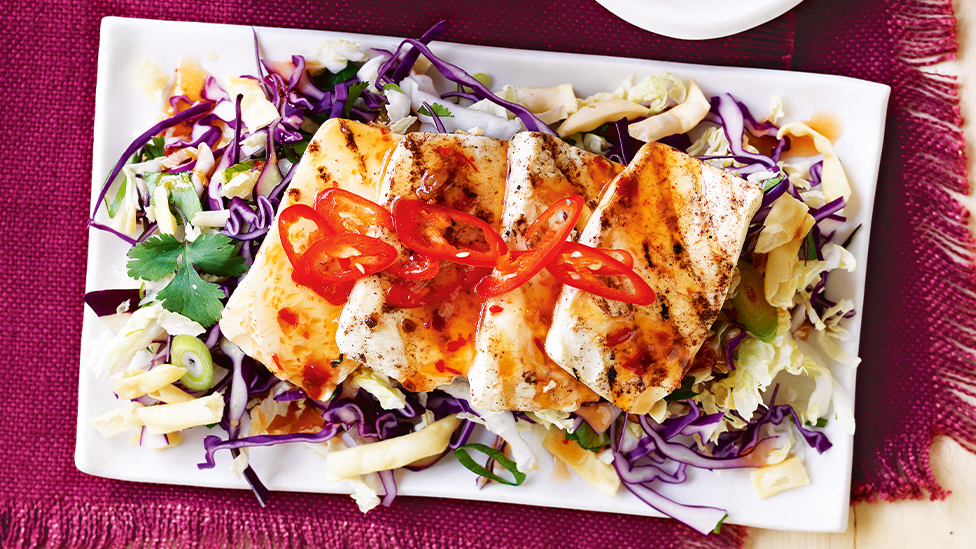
[0,0,970,547]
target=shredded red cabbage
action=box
[83,288,141,317]
[609,418,728,536]
[725,329,747,372]
[381,37,555,135]
[90,101,214,243]
[422,101,448,133]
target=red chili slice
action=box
[315,189,438,281]
[278,204,332,276]
[303,233,399,284]
[314,188,394,234]
[387,262,491,309]
[386,252,440,280]
[277,205,363,305]
[602,248,635,269]
[546,242,656,305]
[475,196,584,298]
[392,198,505,267]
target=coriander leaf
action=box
[185,233,247,277]
[344,81,370,119]
[382,83,403,93]
[565,422,610,452]
[418,103,454,118]
[127,234,185,281]
[145,172,203,222]
[311,62,360,91]
[141,136,166,161]
[157,262,226,327]
[664,375,700,401]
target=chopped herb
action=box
[344,81,370,119]
[454,443,526,486]
[565,422,610,452]
[141,136,166,161]
[311,62,361,91]
[145,172,204,222]
[418,102,454,118]
[664,375,700,401]
[805,418,828,428]
[126,233,246,327]
[383,83,403,93]
[156,262,228,328]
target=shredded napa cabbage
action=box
[578,73,686,115]
[701,330,835,431]
[303,39,368,75]
[348,368,407,410]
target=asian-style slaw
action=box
[84,21,860,535]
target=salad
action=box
[83,21,862,535]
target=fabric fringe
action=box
[851,0,974,503]
[0,496,750,549]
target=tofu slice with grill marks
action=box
[219,119,401,401]
[335,133,508,393]
[545,142,763,414]
[469,132,623,411]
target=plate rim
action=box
[593,0,805,40]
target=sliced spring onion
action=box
[454,443,526,486]
[171,335,215,391]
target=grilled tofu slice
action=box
[545,142,763,414]
[219,119,401,401]
[335,133,508,393]
[469,132,622,411]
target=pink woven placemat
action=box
[0,0,970,547]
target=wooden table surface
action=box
[746,1,976,546]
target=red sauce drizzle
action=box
[690,347,717,371]
[277,307,299,329]
[489,304,504,314]
[533,337,547,357]
[302,361,333,394]
[425,312,447,331]
[434,359,464,376]
[271,353,284,372]
[607,327,635,347]
[435,145,479,172]
[621,347,654,377]
[446,334,468,352]
[614,175,637,207]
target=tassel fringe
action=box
[851,0,974,503]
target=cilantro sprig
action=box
[418,102,454,118]
[663,375,700,402]
[565,422,610,452]
[127,233,247,327]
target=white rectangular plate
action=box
[77,16,889,532]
